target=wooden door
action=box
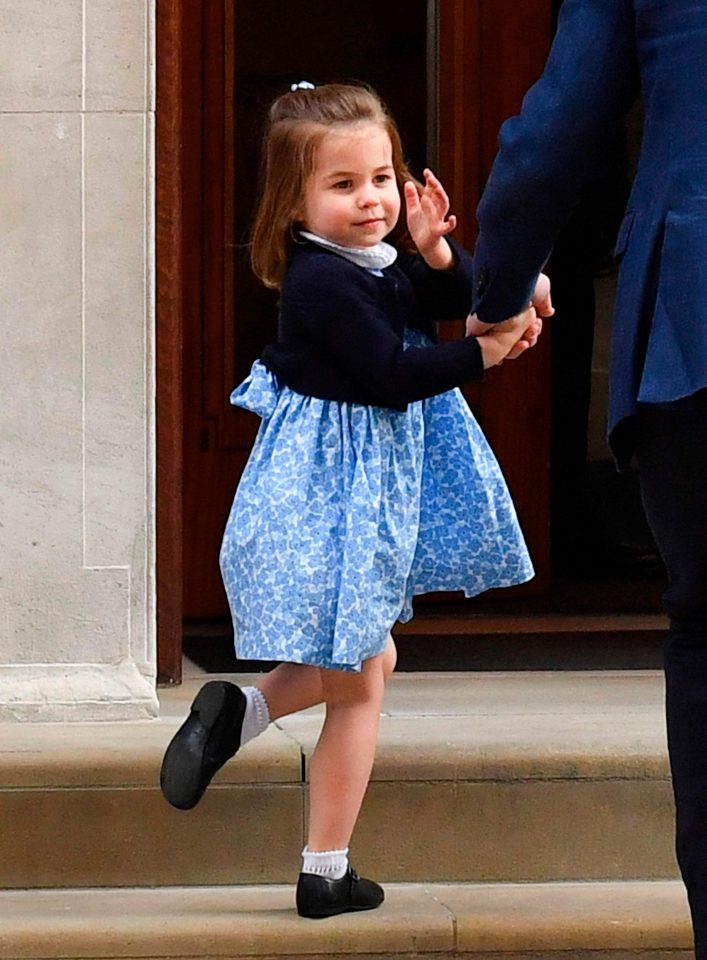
[433,1,553,600]
[158,0,553,676]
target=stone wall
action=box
[0,1,158,720]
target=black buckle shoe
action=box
[296,866,384,919]
[160,680,246,810]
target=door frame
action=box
[155,0,188,684]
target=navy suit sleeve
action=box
[473,0,640,322]
[287,257,484,406]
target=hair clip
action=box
[290,80,315,92]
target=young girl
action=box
[161,82,543,919]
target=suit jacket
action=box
[472,0,707,461]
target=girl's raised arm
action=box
[403,169,457,271]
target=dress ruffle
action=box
[229,364,279,419]
[220,359,533,672]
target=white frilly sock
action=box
[301,845,349,880]
[239,686,270,747]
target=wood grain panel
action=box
[155,0,186,683]
[436,0,553,594]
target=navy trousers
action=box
[637,387,707,956]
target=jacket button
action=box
[476,268,489,293]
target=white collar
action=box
[299,230,398,270]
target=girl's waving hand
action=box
[404,169,457,270]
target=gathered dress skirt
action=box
[220,348,534,672]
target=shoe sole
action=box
[160,681,234,810]
[296,887,385,919]
[297,900,383,919]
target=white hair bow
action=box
[290,80,315,92]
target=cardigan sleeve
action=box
[397,237,475,321]
[285,255,484,407]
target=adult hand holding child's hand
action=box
[467,271,551,365]
[470,305,541,368]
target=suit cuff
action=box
[471,266,538,324]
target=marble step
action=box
[0,880,692,960]
[0,671,678,889]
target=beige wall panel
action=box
[0,115,131,666]
[84,0,150,111]
[0,114,83,663]
[0,1,157,719]
[0,110,156,714]
[3,569,129,665]
[83,117,148,554]
[83,111,153,667]
[0,0,82,112]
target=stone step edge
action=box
[0,880,692,959]
[0,676,670,789]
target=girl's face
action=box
[299,124,401,248]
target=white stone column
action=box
[0,0,158,720]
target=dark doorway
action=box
[182,0,431,622]
[546,6,661,604]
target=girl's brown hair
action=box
[250,83,420,289]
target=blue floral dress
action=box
[219,327,533,673]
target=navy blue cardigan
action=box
[261,239,483,410]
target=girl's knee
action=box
[319,636,396,706]
[382,635,397,680]
[320,659,386,707]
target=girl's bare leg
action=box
[256,662,324,721]
[306,634,397,851]
[255,632,396,723]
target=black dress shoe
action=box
[296,866,384,919]
[160,680,246,810]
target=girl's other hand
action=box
[404,169,457,270]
